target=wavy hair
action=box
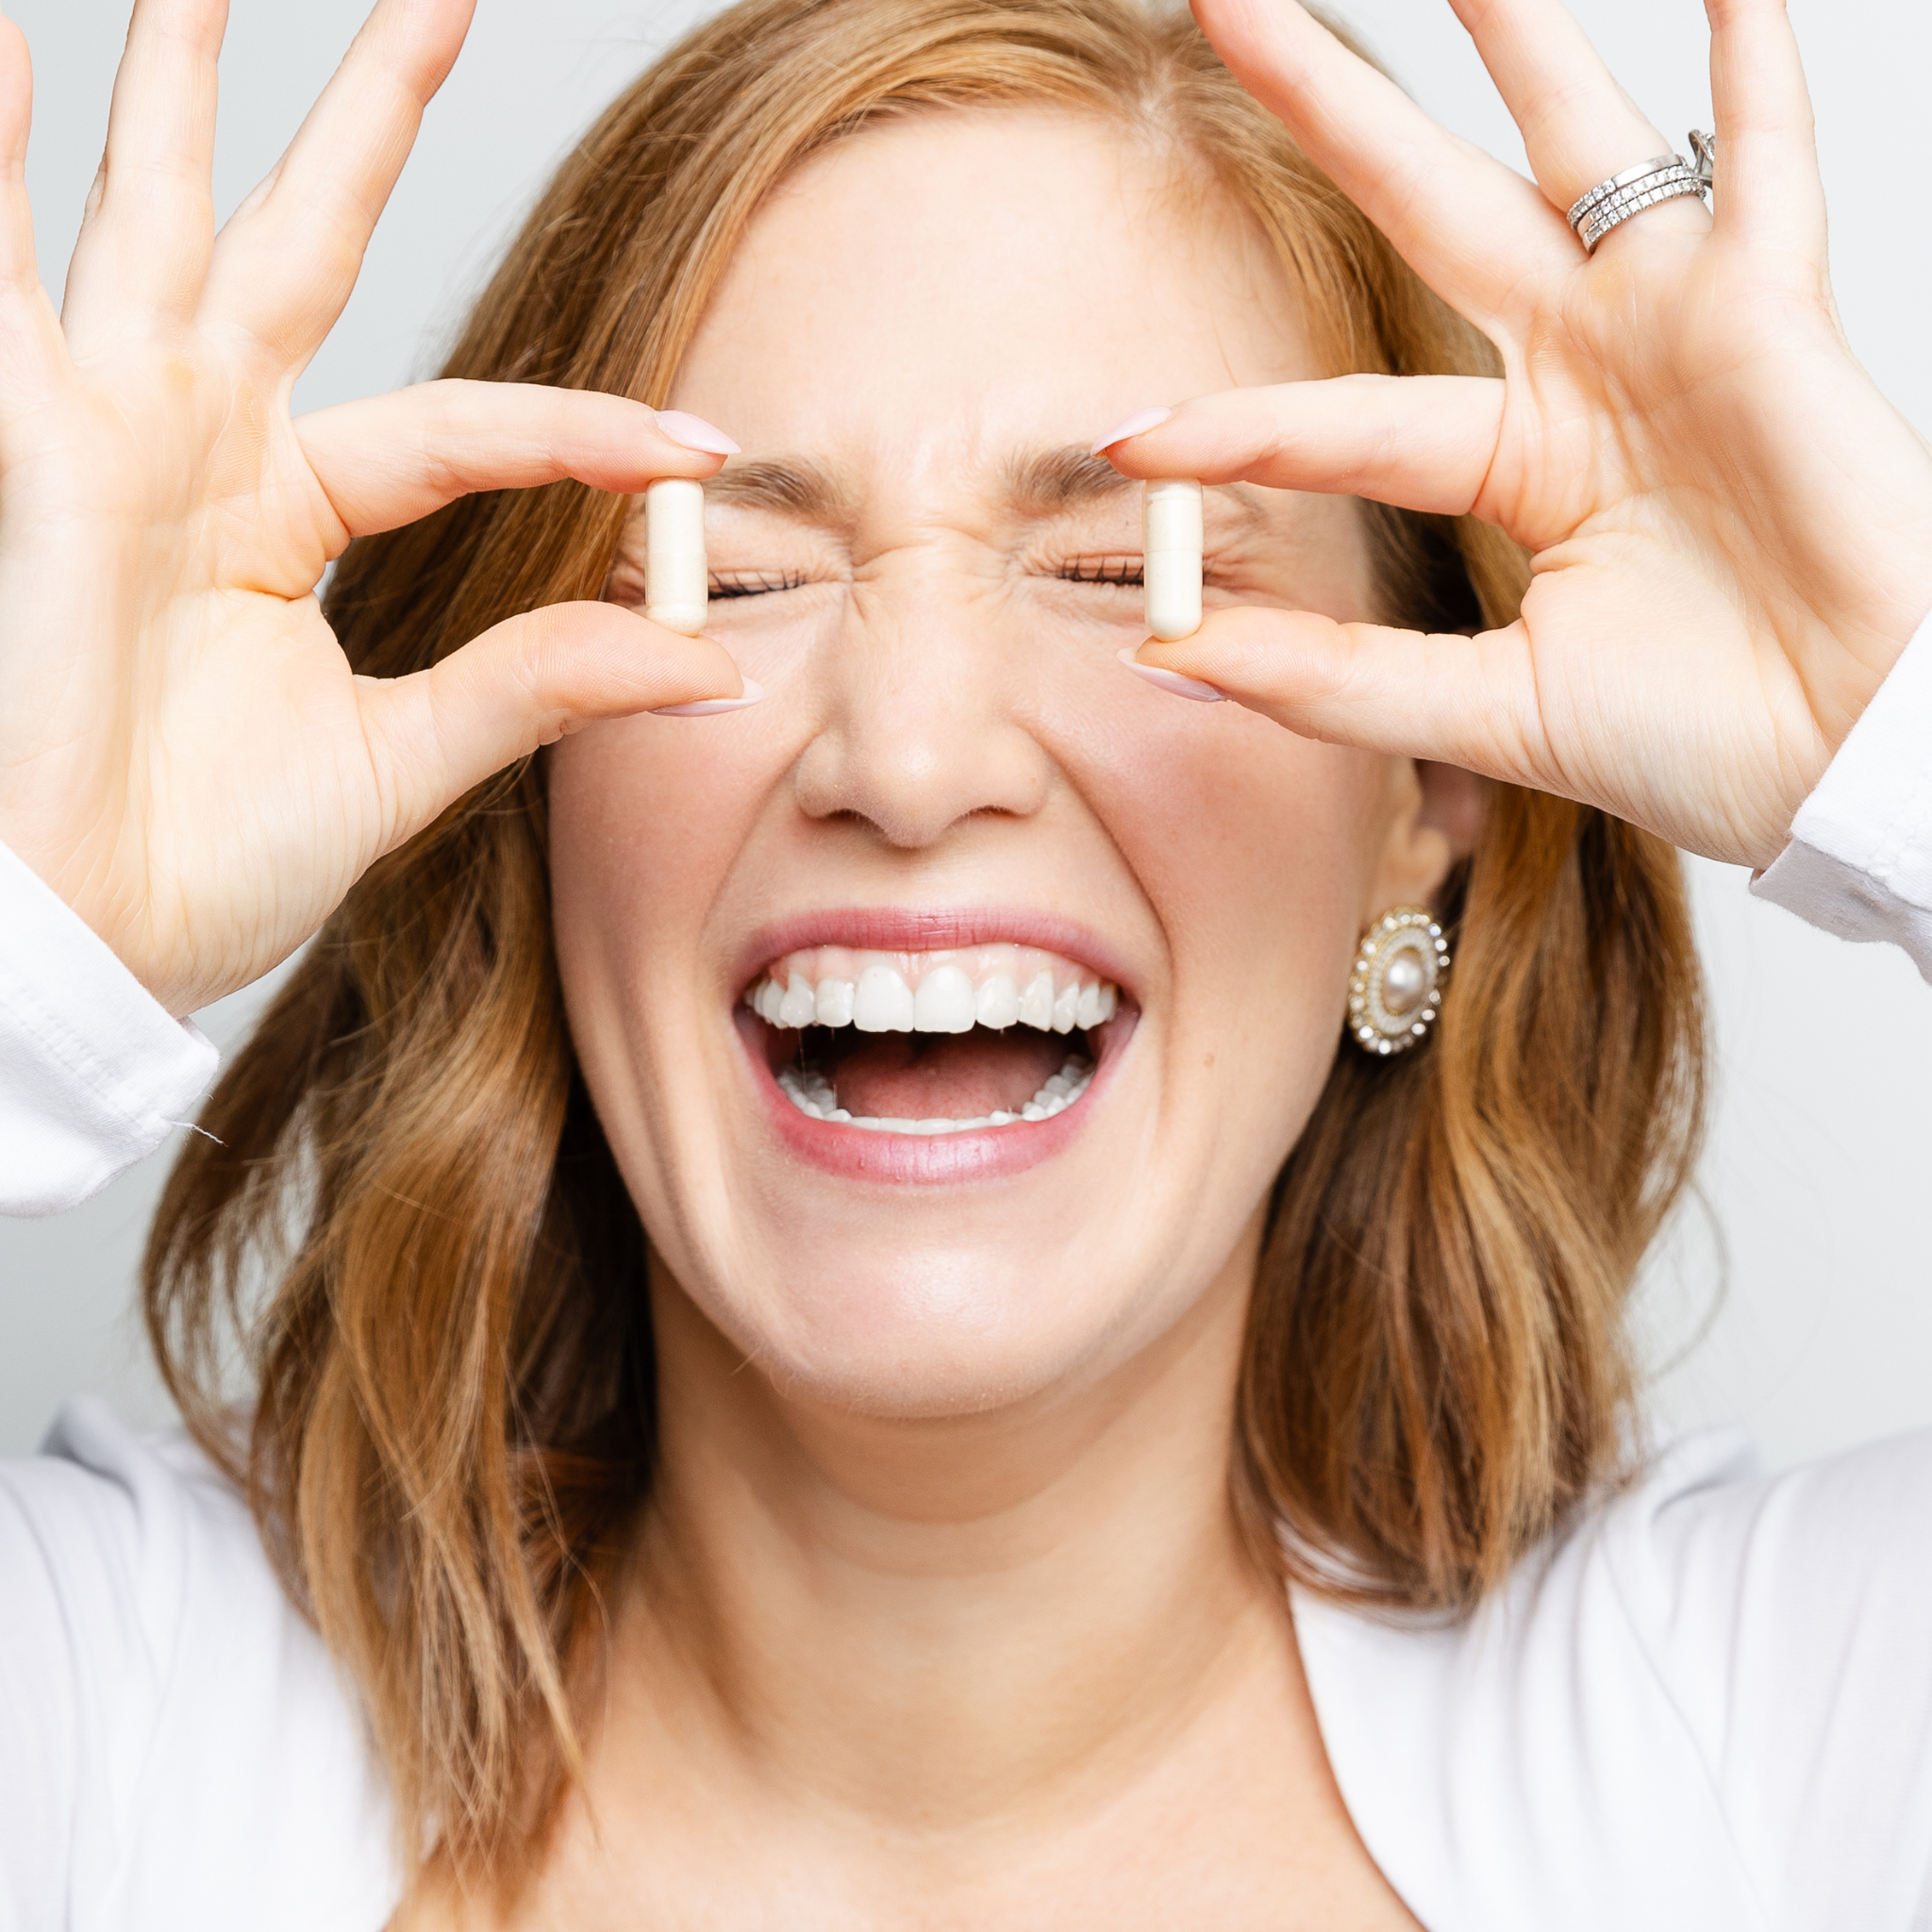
[143,0,1704,1896]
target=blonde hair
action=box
[144,0,1704,1896]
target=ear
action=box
[1417,759,1486,863]
[1364,759,1487,917]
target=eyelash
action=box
[1057,558,1144,588]
[705,559,1151,598]
[709,570,809,598]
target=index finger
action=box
[1097,375,1507,520]
[293,383,738,542]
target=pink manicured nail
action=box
[1116,648,1224,704]
[1090,405,1174,455]
[655,409,741,457]
[652,678,765,717]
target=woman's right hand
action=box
[0,0,746,1019]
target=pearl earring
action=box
[1347,908,1451,1058]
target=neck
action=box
[611,1224,1286,1832]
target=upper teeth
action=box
[745,945,1119,1035]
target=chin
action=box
[675,1224,1158,1420]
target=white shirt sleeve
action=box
[0,840,219,1217]
[0,1400,398,1932]
[1754,610,1932,979]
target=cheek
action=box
[549,716,774,944]
[548,713,818,1274]
[546,715,782,1174]
[1059,682,1382,1135]
[1068,684,1382,988]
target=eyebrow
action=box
[693,444,1269,529]
[697,443,1138,524]
[1001,445,1138,515]
[702,457,858,522]
[1009,450,1279,533]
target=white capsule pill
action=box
[644,476,708,636]
[1142,477,1203,642]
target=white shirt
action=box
[5,617,1932,1930]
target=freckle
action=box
[1204,1053,1214,1068]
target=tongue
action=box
[826,1030,1070,1121]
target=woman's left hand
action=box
[1101,0,1932,870]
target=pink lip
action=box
[728,904,1139,1187]
[739,1005,1137,1186]
[730,905,1135,1002]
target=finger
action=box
[0,13,63,410]
[61,0,225,342]
[1097,375,1506,519]
[0,10,35,299]
[1706,0,1825,258]
[1445,0,1697,231]
[358,602,758,858]
[1191,0,1576,328]
[202,0,472,366]
[296,383,735,541]
[0,11,31,290]
[1126,606,1553,791]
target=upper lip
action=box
[731,906,1135,1006]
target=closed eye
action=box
[709,569,809,598]
[1058,557,1144,588]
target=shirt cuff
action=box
[0,841,219,1217]
[1753,609,1932,981]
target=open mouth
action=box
[743,943,1121,1137]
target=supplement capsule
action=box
[644,477,708,636]
[1141,478,1203,642]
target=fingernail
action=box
[651,677,765,717]
[1090,406,1174,456]
[1116,647,1224,704]
[655,409,741,457]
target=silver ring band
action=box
[1565,153,1680,230]
[1576,166,1704,252]
[1566,133,1715,255]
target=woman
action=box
[2,0,1929,1924]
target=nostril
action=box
[788,707,1056,848]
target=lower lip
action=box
[740,1008,1135,1186]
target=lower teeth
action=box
[776,1055,1094,1134]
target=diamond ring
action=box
[1565,133,1714,254]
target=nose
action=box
[790,558,1055,849]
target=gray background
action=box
[4,0,1928,1465]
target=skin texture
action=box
[502,111,1449,1924]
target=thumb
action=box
[1128,606,1550,786]
[357,600,758,853]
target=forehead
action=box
[670,108,1321,475]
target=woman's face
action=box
[549,109,1452,1417]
